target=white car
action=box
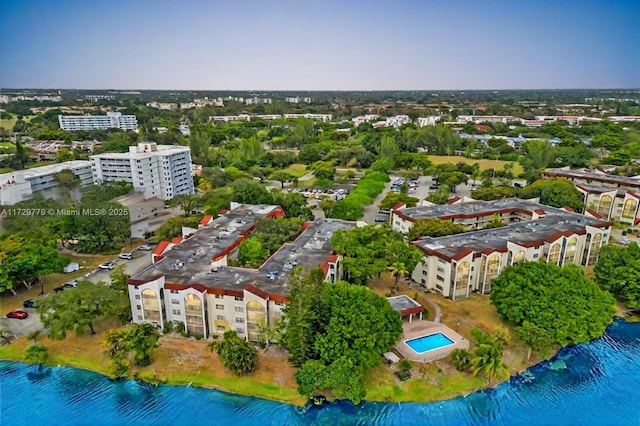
[98,262,115,270]
[118,252,133,260]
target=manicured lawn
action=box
[365,363,486,403]
[0,141,15,148]
[427,155,524,176]
[0,118,17,130]
[282,163,308,178]
[0,167,14,173]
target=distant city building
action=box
[84,94,115,101]
[90,142,194,200]
[245,97,272,105]
[25,140,100,161]
[0,94,62,103]
[127,205,356,339]
[457,115,518,124]
[416,116,441,127]
[282,113,332,122]
[146,102,178,111]
[210,114,251,123]
[285,96,312,104]
[59,112,138,132]
[352,115,379,127]
[384,115,411,128]
[0,161,93,206]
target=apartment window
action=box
[135,295,141,300]
[236,317,245,323]
[437,266,445,273]
[137,315,143,321]
[235,306,244,312]
[136,305,141,310]
[234,296,243,301]
[171,299,179,305]
[235,327,245,333]
[215,294,223,299]
[436,275,445,282]
[215,304,224,310]
[216,315,226,321]
[216,325,226,331]
[170,290,178,294]
[172,309,181,315]
[275,301,284,306]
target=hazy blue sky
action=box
[1,0,639,90]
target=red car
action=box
[6,310,29,319]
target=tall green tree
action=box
[595,242,640,308]
[283,268,327,366]
[293,282,402,404]
[37,281,124,339]
[491,262,615,350]
[517,178,584,212]
[189,131,212,166]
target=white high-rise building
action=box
[59,112,138,132]
[90,143,194,200]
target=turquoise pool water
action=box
[1,318,640,425]
[405,332,455,354]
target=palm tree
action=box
[470,338,510,384]
[388,261,408,292]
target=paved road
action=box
[363,178,396,224]
[0,309,44,339]
[86,250,153,285]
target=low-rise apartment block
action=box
[146,102,178,111]
[90,142,194,201]
[245,97,272,105]
[59,112,138,132]
[0,161,93,205]
[285,96,312,104]
[127,204,356,339]
[84,94,115,101]
[416,116,441,127]
[283,113,332,122]
[352,115,379,127]
[394,199,612,300]
[576,184,640,225]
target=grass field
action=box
[0,141,14,148]
[282,163,308,178]
[0,118,17,130]
[427,155,524,176]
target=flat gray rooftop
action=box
[131,216,356,296]
[414,213,606,259]
[387,295,422,312]
[576,183,630,197]
[396,198,574,220]
[544,168,640,187]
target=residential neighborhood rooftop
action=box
[413,213,610,261]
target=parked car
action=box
[137,244,153,251]
[375,215,389,223]
[53,286,64,293]
[6,310,28,319]
[118,252,133,260]
[378,209,391,214]
[98,262,115,270]
[429,184,440,190]
[63,280,79,289]
[23,299,37,309]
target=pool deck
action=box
[396,320,470,363]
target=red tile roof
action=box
[152,240,171,256]
[199,215,213,226]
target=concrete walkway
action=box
[406,279,442,323]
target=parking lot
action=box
[1,244,154,340]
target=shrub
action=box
[398,358,413,372]
[451,348,472,372]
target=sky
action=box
[1,0,639,90]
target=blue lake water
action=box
[405,332,455,354]
[1,318,640,426]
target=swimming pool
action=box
[405,332,455,354]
